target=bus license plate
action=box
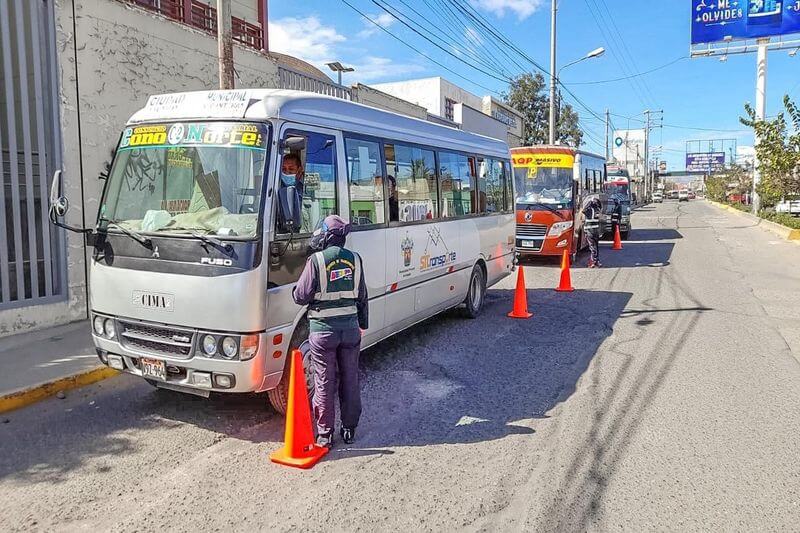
[521,240,534,248]
[141,358,166,381]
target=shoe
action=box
[316,432,333,449]
[340,426,355,445]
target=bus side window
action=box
[584,169,591,192]
[386,142,438,222]
[503,160,514,211]
[438,151,474,218]
[483,158,504,214]
[345,137,385,227]
[277,130,337,235]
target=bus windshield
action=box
[605,181,630,200]
[100,122,269,239]
[514,166,573,205]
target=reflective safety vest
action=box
[307,246,362,321]
[583,206,601,234]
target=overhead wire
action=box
[565,56,687,86]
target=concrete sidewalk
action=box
[0,321,116,412]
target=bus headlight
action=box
[548,221,573,237]
[221,337,238,359]
[201,334,217,356]
[103,319,116,339]
[93,316,105,336]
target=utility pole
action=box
[217,0,235,90]
[548,0,557,145]
[752,38,769,214]
[605,109,610,160]
[644,110,651,202]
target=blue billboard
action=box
[692,0,800,45]
[686,152,726,172]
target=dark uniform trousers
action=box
[309,328,362,435]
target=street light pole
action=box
[752,38,769,214]
[605,108,610,160]
[217,0,235,90]
[549,0,557,145]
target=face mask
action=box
[281,173,296,186]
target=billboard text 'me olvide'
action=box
[691,0,800,45]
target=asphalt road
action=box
[2,200,800,532]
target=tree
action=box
[740,95,800,207]
[503,73,583,147]
[705,162,752,203]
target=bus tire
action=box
[463,263,486,319]
[267,320,314,415]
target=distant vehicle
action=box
[653,191,664,203]
[669,190,679,200]
[688,191,696,200]
[776,200,800,216]
[604,166,632,239]
[678,190,689,202]
[512,146,607,259]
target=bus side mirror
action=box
[277,185,301,233]
[49,170,69,218]
[48,170,91,235]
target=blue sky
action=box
[268,0,800,170]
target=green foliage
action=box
[706,163,753,202]
[760,211,800,230]
[503,73,583,147]
[740,95,800,206]
[705,174,727,202]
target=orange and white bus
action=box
[511,146,606,259]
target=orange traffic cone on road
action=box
[507,266,533,319]
[555,249,575,292]
[612,225,623,251]
[270,350,328,469]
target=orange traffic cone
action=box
[555,249,575,292]
[612,224,623,251]
[270,350,328,469]
[507,266,533,319]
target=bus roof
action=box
[510,145,605,160]
[128,89,511,159]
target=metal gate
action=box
[0,0,65,309]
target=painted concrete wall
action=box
[454,103,507,142]
[370,77,443,116]
[0,0,281,337]
[350,83,428,120]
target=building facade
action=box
[370,77,525,147]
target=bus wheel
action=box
[463,264,486,319]
[267,322,314,415]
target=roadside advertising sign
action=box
[686,152,726,172]
[691,0,800,45]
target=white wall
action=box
[350,83,428,119]
[0,0,280,337]
[439,78,482,112]
[370,77,443,116]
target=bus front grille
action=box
[516,224,548,238]
[118,321,195,359]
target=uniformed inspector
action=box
[292,215,368,448]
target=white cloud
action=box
[268,16,423,84]
[469,0,544,19]
[349,56,425,83]
[268,16,346,63]
[357,12,396,38]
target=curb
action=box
[706,200,800,241]
[0,366,119,414]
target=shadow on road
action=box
[579,242,674,269]
[625,228,683,241]
[352,287,632,450]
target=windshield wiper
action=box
[529,202,567,220]
[190,231,233,252]
[98,217,152,248]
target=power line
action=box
[565,57,687,86]
[339,0,500,93]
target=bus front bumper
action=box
[92,324,293,394]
